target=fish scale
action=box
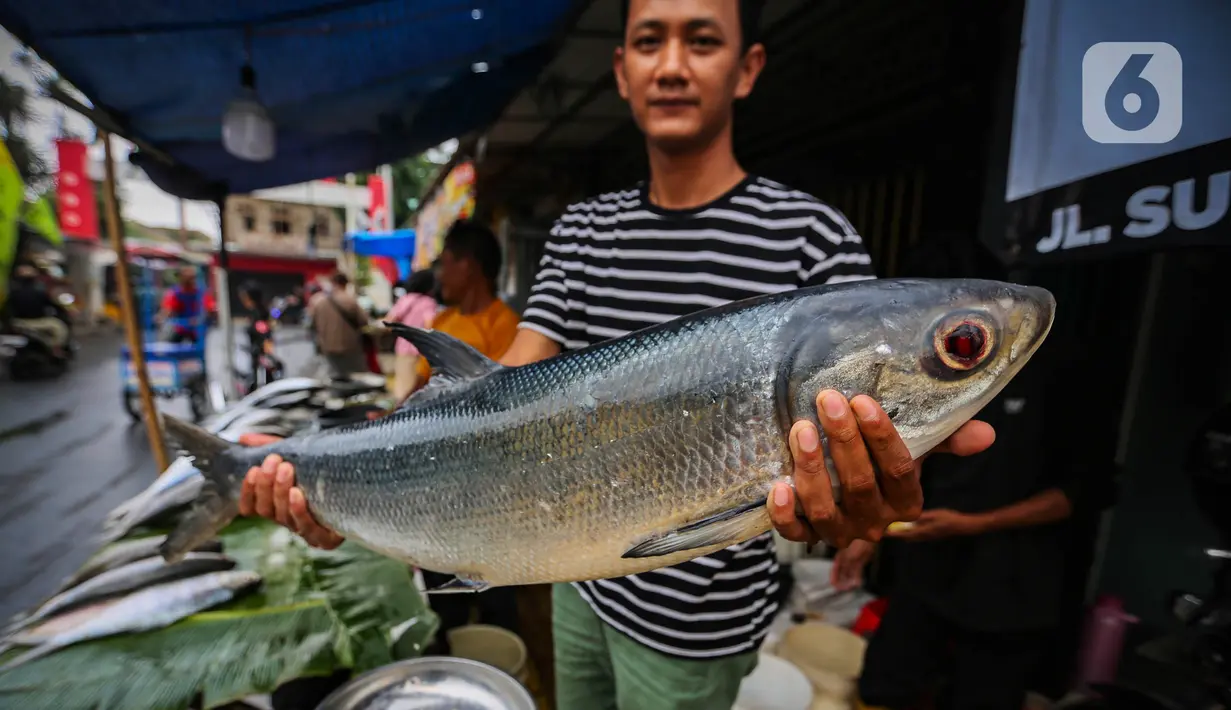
[159,279,1055,590]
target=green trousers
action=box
[552,583,759,710]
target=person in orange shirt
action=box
[405,220,520,396]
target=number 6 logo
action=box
[1082,42,1182,145]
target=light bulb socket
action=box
[240,64,256,91]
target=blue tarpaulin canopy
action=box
[345,229,416,258]
[0,1,585,199]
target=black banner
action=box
[991,137,1230,265]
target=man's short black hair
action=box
[619,0,765,51]
[331,272,349,287]
[442,220,502,291]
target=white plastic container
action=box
[733,652,814,710]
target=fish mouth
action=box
[1010,285,1056,367]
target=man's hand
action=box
[767,390,995,548]
[885,509,984,542]
[831,539,876,591]
[236,433,345,550]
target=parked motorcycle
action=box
[1,325,70,380]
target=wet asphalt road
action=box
[0,325,318,621]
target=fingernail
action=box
[821,392,847,418]
[773,484,789,507]
[851,397,878,422]
[277,468,292,485]
[290,488,303,505]
[798,426,819,453]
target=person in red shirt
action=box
[158,267,203,344]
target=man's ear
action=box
[614,46,630,100]
[734,43,767,100]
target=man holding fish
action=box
[234,1,1005,708]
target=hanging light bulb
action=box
[222,59,275,162]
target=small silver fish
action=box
[0,600,122,653]
[49,535,223,596]
[96,477,204,546]
[103,457,203,528]
[6,553,236,636]
[0,570,262,671]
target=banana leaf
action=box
[0,518,439,710]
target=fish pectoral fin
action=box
[382,323,502,381]
[423,575,489,595]
[622,499,770,559]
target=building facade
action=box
[223,196,344,257]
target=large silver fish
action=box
[6,553,236,636]
[160,279,1054,590]
[0,571,261,671]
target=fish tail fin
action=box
[0,641,61,671]
[159,415,249,563]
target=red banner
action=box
[55,139,99,240]
[371,256,399,286]
[367,174,389,232]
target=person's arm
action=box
[973,488,1074,532]
[499,329,560,367]
[887,488,1074,542]
[499,222,573,366]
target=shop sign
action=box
[1002,138,1231,263]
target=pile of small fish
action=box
[0,376,388,672]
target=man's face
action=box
[435,249,471,305]
[179,268,196,290]
[615,0,765,153]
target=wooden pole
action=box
[102,131,170,472]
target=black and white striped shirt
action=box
[519,176,876,659]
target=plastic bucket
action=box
[445,624,529,685]
[775,622,868,701]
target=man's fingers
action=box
[931,420,996,456]
[850,395,921,521]
[767,483,813,543]
[790,420,848,545]
[289,487,343,549]
[816,391,884,539]
[238,468,258,517]
[239,433,282,447]
[272,462,294,527]
[252,454,281,519]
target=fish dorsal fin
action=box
[383,322,502,381]
[383,322,503,409]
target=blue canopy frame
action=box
[0,1,586,198]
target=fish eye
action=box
[931,315,995,372]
